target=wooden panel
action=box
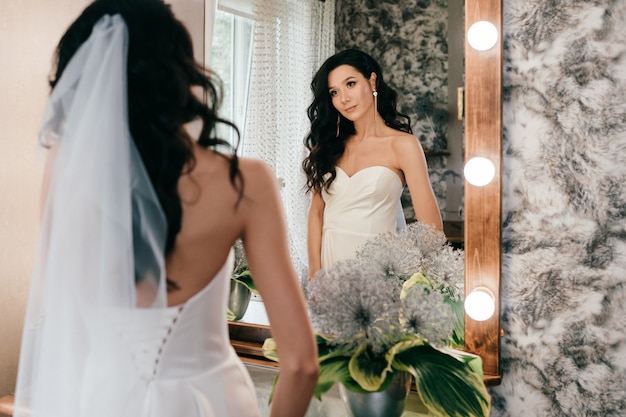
[464,0,502,382]
[228,321,278,366]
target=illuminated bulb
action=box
[464,156,495,186]
[464,287,495,321]
[467,21,498,51]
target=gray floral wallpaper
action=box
[334,0,451,221]
[491,0,626,415]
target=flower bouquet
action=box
[263,223,491,416]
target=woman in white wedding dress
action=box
[303,49,443,275]
[14,1,318,417]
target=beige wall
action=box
[0,0,91,400]
[0,0,205,401]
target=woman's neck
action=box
[352,112,384,140]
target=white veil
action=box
[14,14,168,417]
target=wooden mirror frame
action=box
[229,0,504,386]
[463,0,502,384]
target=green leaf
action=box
[263,335,359,400]
[392,344,491,417]
[316,355,352,399]
[226,307,236,321]
[231,270,259,294]
[438,347,485,378]
[386,337,426,364]
[261,338,280,363]
[348,343,393,392]
[401,272,430,299]
[446,298,465,346]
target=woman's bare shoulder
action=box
[387,130,421,151]
[237,157,281,201]
[238,157,276,184]
[387,129,417,141]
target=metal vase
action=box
[228,280,252,320]
[339,371,412,417]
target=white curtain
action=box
[244,0,335,279]
[203,0,217,68]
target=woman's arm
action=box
[307,191,325,278]
[239,160,319,417]
[394,135,443,231]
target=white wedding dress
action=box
[79,250,261,417]
[320,165,406,270]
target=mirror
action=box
[332,0,466,244]
[224,0,503,385]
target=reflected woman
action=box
[303,49,442,277]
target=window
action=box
[209,3,254,149]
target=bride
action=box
[14,1,318,416]
[303,49,443,275]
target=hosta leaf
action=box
[315,355,352,399]
[348,343,393,391]
[226,307,236,321]
[261,338,279,363]
[438,347,485,378]
[263,335,359,400]
[445,298,465,346]
[400,272,430,299]
[392,344,491,417]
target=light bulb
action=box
[464,287,496,321]
[467,21,498,51]
[464,156,495,186]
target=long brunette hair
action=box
[302,49,411,194]
[51,0,243,256]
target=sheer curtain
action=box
[243,0,335,279]
[203,0,216,68]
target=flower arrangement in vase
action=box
[263,222,491,416]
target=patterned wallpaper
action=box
[334,0,451,221]
[492,1,626,415]
[334,0,626,415]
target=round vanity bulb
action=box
[467,21,498,51]
[464,157,495,186]
[465,287,496,321]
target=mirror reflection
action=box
[212,0,466,327]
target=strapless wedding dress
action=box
[321,166,405,270]
[80,250,261,417]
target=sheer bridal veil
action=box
[15,15,168,417]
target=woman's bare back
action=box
[165,145,262,306]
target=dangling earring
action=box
[373,90,378,123]
[336,115,340,137]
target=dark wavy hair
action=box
[302,49,411,194]
[50,0,243,258]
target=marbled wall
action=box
[334,0,453,220]
[492,0,626,415]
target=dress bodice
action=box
[320,166,405,270]
[82,250,261,417]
